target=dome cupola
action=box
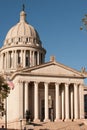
[4,6,42,48]
[0,5,46,73]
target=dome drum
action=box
[4,36,42,47]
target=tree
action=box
[0,75,10,115]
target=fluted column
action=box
[25,82,29,113]
[33,51,34,66]
[19,81,24,118]
[55,83,60,121]
[23,50,26,67]
[5,52,6,69]
[61,87,64,120]
[70,87,74,120]
[37,52,39,65]
[12,51,14,69]
[79,84,84,119]
[30,51,32,67]
[5,52,7,69]
[65,83,69,120]
[34,82,40,122]
[6,52,9,69]
[44,82,50,122]
[15,50,17,68]
[74,84,78,120]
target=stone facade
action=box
[0,7,86,130]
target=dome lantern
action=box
[20,10,26,22]
[20,4,26,22]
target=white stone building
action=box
[0,7,87,129]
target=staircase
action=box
[25,121,87,130]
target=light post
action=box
[5,98,7,130]
[20,118,22,130]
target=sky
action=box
[0,0,87,73]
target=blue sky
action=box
[0,0,87,72]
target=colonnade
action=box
[1,49,45,70]
[18,81,84,122]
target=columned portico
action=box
[18,81,84,122]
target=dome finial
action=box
[22,4,25,11]
[20,4,26,22]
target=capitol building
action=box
[0,6,87,129]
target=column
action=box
[5,52,6,69]
[15,50,17,68]
[44,82,50,122]
[19,81,24,118]
[74,84,78,120]
[34,82,40,122]
[61,87,64,120]
[65,83,69,120]
[70,87,74,120]
[7,52,8,69]
[37,52,39,65]
[21,50,23,67]
[12,51,14,69]
[23,50,26,67]
[25,82,29,113]
[1,53,3,70]
[33,51,34,66]
[55,83,60,121]
[79,84,84,119]
[6,52,7,69]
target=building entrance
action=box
[41,98,54,121]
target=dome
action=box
[4,10,41,46]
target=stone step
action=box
[24,121,87,130]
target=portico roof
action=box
[11,60,86,80]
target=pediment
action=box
[21,61,83,78]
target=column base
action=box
[74,119,80,121]
[64,119,72,122]
[55,119,62,122]
[33,119,40,122]
[44,119,50,122]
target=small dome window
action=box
[26,37,28,42]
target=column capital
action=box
[18,80,23,83]
[64,83,70,87]
[25,81,29,86]
[55,82,60,86]
[74,83,78,86]
[34,81,39,85]
[79,83,84,87]
[44,82,49,86]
